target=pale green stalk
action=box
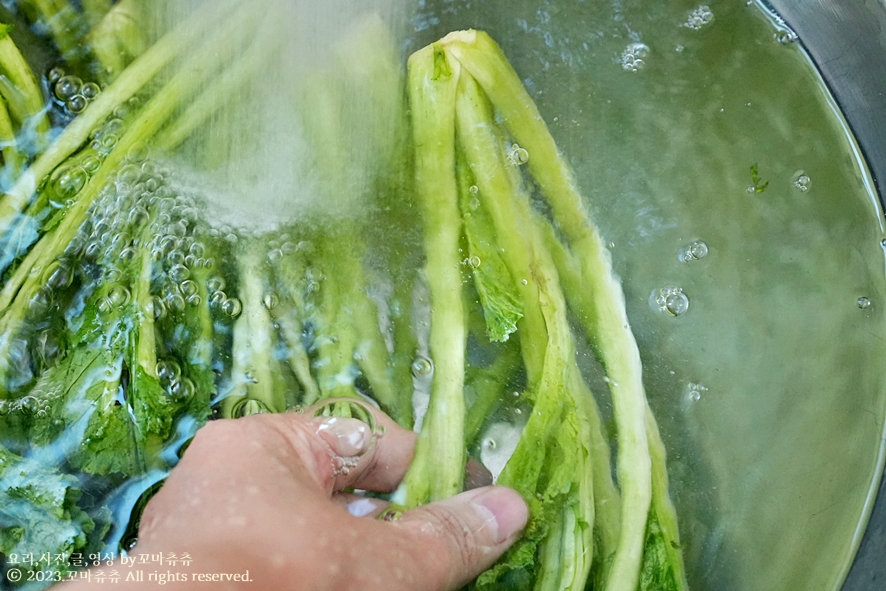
[535,212,686,588]
[0,25,50,145]
[455,71,594,590]
[272,301,320,406]
[444,31,653,591]
[399,44,466,506]
[222,244,284,416]
[133,232,156,377]
[0,95,24,181]
[0,0,242,221]
[273,252,321,405]
[88,0,145,80]
[310,243,362,403]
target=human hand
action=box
[60,403,528,591]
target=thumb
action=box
[367,486,529,591]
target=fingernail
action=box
[314,417,371,457]
[470,487,529,544]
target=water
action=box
[403,1,886,590]
[0,1,883,590]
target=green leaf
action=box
[74,377,140,476]
[0,445,94,577]
[457,153,523,342]
[750,163,769,193]
[129,364,173,441]
[638,512,681,591]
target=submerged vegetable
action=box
[0,2,687,590]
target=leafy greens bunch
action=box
[397,32,689,591]
[0,2,689,590]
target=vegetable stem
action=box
[399,43,466,506]
[445,31,653,591]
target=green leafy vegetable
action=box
[0,6,689,591]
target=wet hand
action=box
[66,405,528,590]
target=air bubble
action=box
[167,250,186,266]
[67,95,88,114]
[858,297,872,309]
[55,75,82,100]
[51,166,88,198]
[468,256,481,269]
[684,5,714,29]
[81,82,100,100]
[127,143,149,162]
[97,298,112,315]
[776,29,798,44]
[165,292,186,312]
[679,240,709,262]
[117,164,141,184]
[19,396,39,414]
[469,185,479,195]
[621,43,649,72]
[687,382,708,401]
[651,286,690,316]
[113,105,130,119]
[411,355,434,378]
[169,264,190,283]
[119,247,136,262]
[209,291,227,308]
[151,296,167,319]
[180,280,198,297]
[793,172,811,192]
[84,241,102,259]
[507,144,529,165]
[186,294,201,307]
[155,359,182,385]
[207,277,226,292]
[81,153,102,174]
[222,298,242,317]
[189,242,206,258]
[107,285,131,307]
[168,221,188,238]
[48,67,65,84]
[168,377,195,401]
[263,293,279,310]
[100,134,119,151]
[44,260,73,289]
[482,438,497,451]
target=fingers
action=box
[299,399,418,493]
[203,401,416,496]
[357,486,529,591]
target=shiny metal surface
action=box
[766,1,886,589]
